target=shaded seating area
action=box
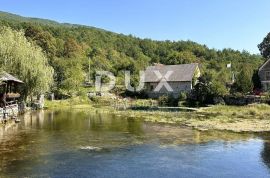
[0,72,24,121]
[0,72,23,103]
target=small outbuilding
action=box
[0,71,24,101]
[0,72,24,121]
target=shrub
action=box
[179,92,187,101]
[158,95,178,107]
[189,73,214,105]
[89,96,100,103]
[158,95,169,106]
[167,95,178,106]
[234,67,254,94]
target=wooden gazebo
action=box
[0,72,24,101]
[0,72,24,121]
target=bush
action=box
[158,95,178,107]
[234,67,254,94]
[168,95,178,106]
[178,92,187,106]
[89,96,100,103]
[179,92,187,101]
[122,90,148,99]
[189,73,214,105]
[158,95,169,106]
[264,92,270,99]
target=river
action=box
[0,110,270,177]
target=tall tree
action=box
[167,51,197,65]
[24,25,57,58]
[53,57,84,97]
[63,38,82,58]
[0,26,54,98]
[258,32,270,59]
[235,66,254,94]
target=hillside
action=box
[0,11,264,97]
[0,11,76,27]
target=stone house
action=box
[144,63,201,98]
[258,59,270,92]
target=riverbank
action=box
[111,104,270,132]
[45,99,270,133]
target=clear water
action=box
[0,110,270,178]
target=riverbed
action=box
[0,110,270,177]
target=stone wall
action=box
[145,81,192,99]
[0,104,19,121]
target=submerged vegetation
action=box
[45,98,270,132]
[113,104,270,132]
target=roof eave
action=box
[259,58,270,71]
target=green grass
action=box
[44,97,92,109]
[200,104,270,119]
[112,104,270,132]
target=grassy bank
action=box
[45,97,94,110]
[186,104,270,132]
[110,104,270,132]
[45,99,270,133]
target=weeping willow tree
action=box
[0,26,54,99]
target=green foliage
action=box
[258,32,270,59]
[158,95,169,106]
[178,92,187,106]
[0,26,54,98]
[52,57,85,97]
[158,95,178,107]
[63,38,82,58]
[252,70,262,90]
[24,25,57,58]
[167,95,179,106]
[89,95,101,103]
[190,72,229,105]
[0,11,265,99]
[190,73,214,105]
[179,92,187,101]
[234,65,254,94]
[167,51,197,64]
[211,80,229,96]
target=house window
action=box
[266,71,270,80]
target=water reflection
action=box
[261,135,270,170]
[0,110,270,177]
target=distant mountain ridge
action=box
[0,11,114,34]
[0,11,77,27]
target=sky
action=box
[1,0,270,54]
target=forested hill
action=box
[0,11,264,96]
